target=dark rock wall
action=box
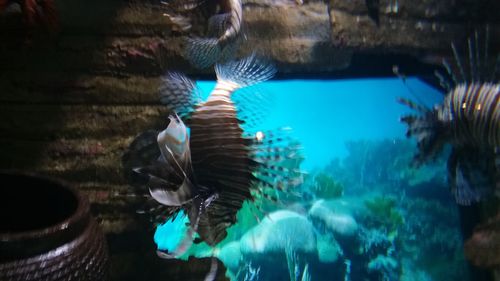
[0,0,499,280]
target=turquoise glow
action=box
[197,78,443,171]
[154,210,190,253]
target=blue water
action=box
[198,78,443,171]
[155,77,468,281]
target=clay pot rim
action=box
[0,170,90,242]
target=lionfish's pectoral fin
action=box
[448,148,495,205]
[149,177,196,206]
[122,130,163,189]
[157,114,192,167]
[145,114,197,206]
[208,13,232,37]
[184,37,222,69]
[159,72,202,118]
[398,98,449,164]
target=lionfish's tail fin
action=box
[159,72,202,118]
[398,99,448,164]
[448,147,495,205]
[215,53,277,91]
[185,37,222,69]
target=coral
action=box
[367,255,398,275]
[215,241,242,273]
[363,196,404,233]
[312,172,344,199]
[323,139,447,195]
[464,213,500,268]
[398,198,468,280]
[309,199,359,238]
[316,232,342,263]
[358,227,393,256]
[240,210,317,257]
[286,247,311,281]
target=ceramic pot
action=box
[0,172,108,281]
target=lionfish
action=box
[160,0,243,68]
[124,54,303,260]
[398,28,499,205]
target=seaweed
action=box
[363,196,404,233]
[311,172,344,199]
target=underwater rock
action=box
[215,241,243,273]
[464,213,500,268]
[316,232,342,264]
[240,210,317,258]
[309,199,359,238]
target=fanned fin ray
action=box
[159,72,202,117]
[184,37,222,69]
[184,36,241,69]
[233,85,274,131]
[134,114,198,207]
[208,13,232,37]
[215,54,277,89]
[398,99,449,164]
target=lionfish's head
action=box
[159,114,189,157]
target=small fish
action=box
[185,0,243,68]
[125,54,303,258]
[398,28,499,205]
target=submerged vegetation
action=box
[363,196,404,234]
[311,173,344,199]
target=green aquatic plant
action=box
[223,200,264,244]
[285,246,311,281]
[364,196,404,234]
[312,172,344,199]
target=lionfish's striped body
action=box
[125,55,302,260]
[187,78,256,244]
[399,29,499,205]
[441,83,499,148]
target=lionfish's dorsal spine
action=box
[442,26,500,85]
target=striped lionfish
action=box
[398,28,499,205]
[124,54,303,260]
[161,0,244,68]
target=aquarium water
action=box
[154,78,470,281]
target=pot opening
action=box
[0,173,78,233]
